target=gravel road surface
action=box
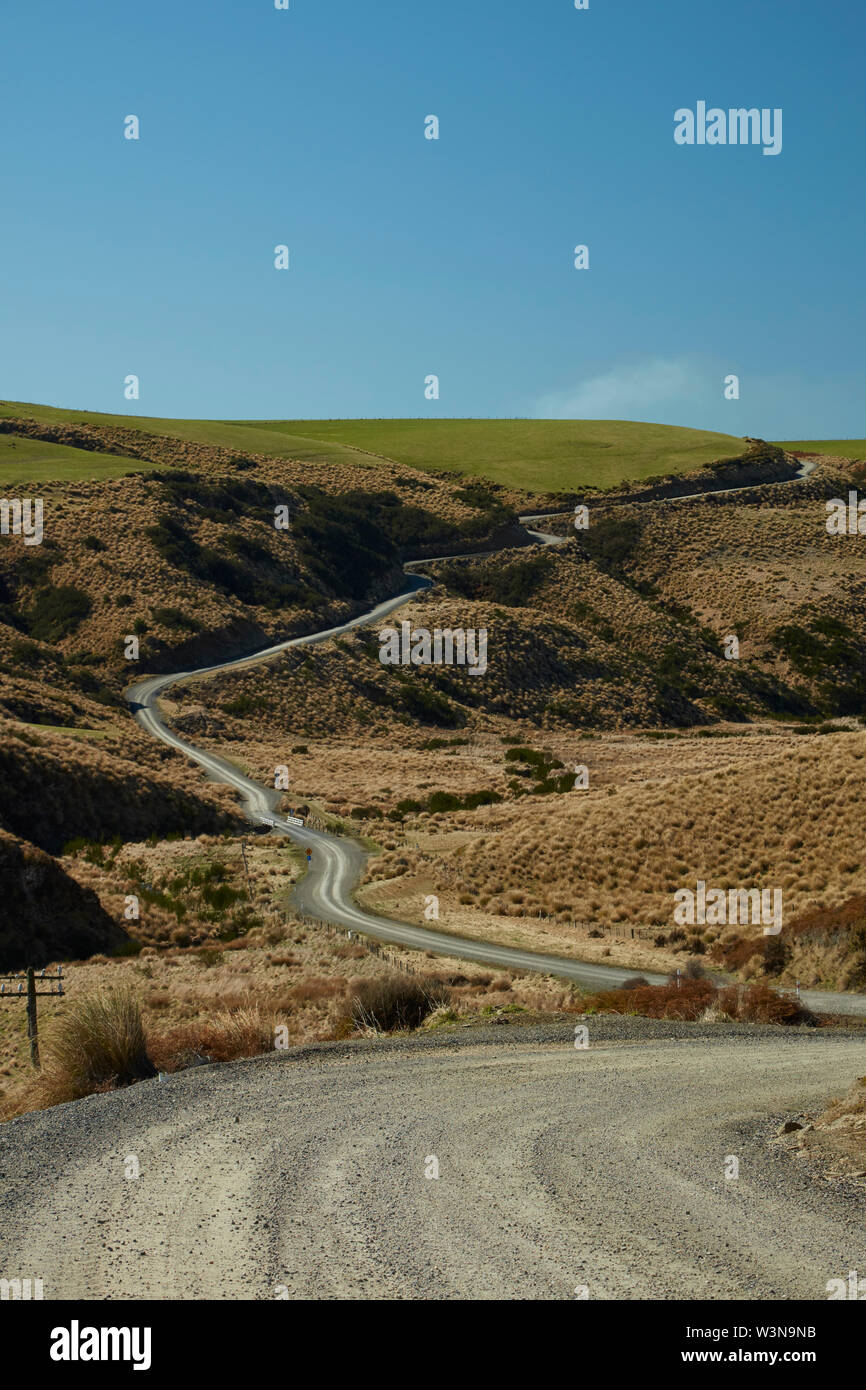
[2,1020,864,1301]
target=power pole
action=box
[0,966,64,1068]
[240,842,254,904]
[27,968,38,1066]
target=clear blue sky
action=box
[1,0,864,437]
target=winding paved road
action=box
[125,469,866,1017]
[128,555,670,998]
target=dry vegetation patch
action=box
[580,976,816,1026]
[776,1074,866,1184]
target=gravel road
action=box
[2,1019,864,1301]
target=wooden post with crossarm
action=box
[0,966,64,1067]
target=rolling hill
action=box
[0,401,745,493]
[781,438,866,458]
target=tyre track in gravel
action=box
[2,1025,864,1300]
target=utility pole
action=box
[240,841,254,903]
[27,968,38,1066]
[0,966,64,1068]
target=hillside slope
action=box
[0,828,124,969]
[0,401,745,493]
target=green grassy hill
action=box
[779,438,866,458]
[0,401,745,493]
[236,418,747,492]
[0,433,143,482]
[0,401,378,480]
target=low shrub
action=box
[148,1006,275,1071]
[26,585,92,643]
[342,974,451,1032]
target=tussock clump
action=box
[342,973,451,1033]
[30,988,155,1107]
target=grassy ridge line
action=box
[779,439,866,458]
[235,418,746,491]
[0,401,744,492]
[0,400,379,477]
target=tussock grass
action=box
[30,988,155,1107]
[342,974,452,1033]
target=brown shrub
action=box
[583,978,715,1021]
[341,974,452,1033]
[583,977,815,1026]
[148,1006,275,1071]
[712,934,771,972]
[718,983,815,1026]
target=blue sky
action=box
[1,0,864,437]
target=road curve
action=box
[2,1023,864,1299]
[125,480,866,1016]
[127,555,669,997]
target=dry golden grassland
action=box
[156,696,866,993]
[437,730,866,926]
[0,833,582,1117]
[1,434,864,1098]
[628,474,866,655]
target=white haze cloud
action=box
[534,358,705,421]
[532,358,866,439]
